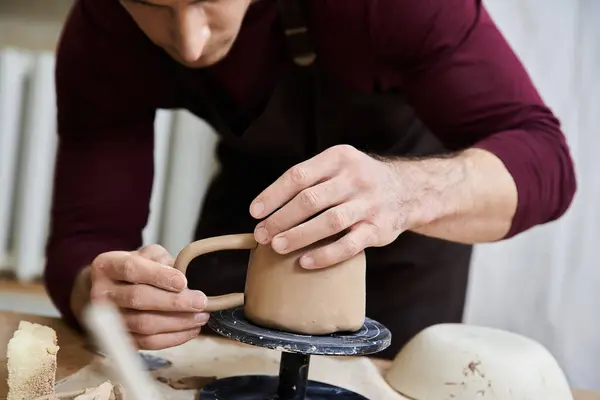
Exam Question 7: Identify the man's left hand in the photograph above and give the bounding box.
[249,145,435,269]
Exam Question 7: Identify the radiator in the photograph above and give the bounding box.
[0,47,220,282]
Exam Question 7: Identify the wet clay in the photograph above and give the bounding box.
[173,233,366,335]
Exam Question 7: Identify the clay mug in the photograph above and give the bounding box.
[173,233,366,335]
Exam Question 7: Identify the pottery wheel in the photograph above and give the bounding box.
[199,306,392,400]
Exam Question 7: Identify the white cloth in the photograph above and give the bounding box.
[465,0,600,390]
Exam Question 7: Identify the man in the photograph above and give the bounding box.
[45,0,576,360]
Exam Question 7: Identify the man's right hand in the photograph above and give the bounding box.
[87,245,209,350]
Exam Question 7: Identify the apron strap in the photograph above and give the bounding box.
[277,0,316,67]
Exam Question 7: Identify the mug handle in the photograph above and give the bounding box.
[173,233,257,312]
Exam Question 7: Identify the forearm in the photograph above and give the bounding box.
[394,148,518,243]
[367,0,577,241]
[70,266,92,326]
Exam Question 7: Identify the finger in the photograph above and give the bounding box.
[271,200,368,254]
[122,310,210,335]
[300,222,377,269]
[136,244,175,267]
[95,252,187,292]
[257,177,353,244]
[250,151,339,220]
[133,327,201,351]
[106,285,207,312]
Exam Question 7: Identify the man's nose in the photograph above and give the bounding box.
[174,7,210,62]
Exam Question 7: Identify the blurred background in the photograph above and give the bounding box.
[0,0,598,391]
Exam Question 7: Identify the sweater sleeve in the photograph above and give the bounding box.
[369,0,577,238]
[45,0,160,329]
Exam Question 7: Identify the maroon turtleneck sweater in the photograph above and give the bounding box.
[46,0,576,328]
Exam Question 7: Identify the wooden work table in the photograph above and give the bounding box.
[0,311,598,399]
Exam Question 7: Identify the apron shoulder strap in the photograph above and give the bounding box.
[277,0,316,67]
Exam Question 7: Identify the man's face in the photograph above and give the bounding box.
[121,0,252,67]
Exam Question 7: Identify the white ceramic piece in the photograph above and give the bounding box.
[385,323,573,400]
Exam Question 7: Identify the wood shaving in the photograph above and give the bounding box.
[111,384,125,400]
[73,381,114,400]
[34,381,125,400]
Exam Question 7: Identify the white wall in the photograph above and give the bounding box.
[0,0,71,51]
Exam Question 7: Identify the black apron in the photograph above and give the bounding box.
[186,0,473,360]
